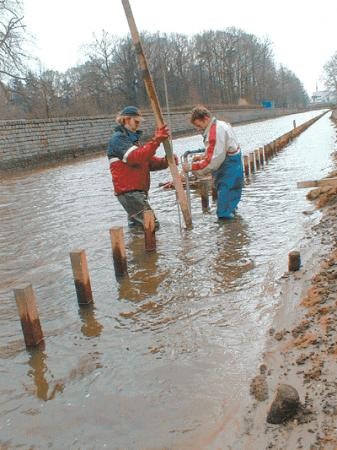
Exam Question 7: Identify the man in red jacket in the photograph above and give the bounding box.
[107,106,170,228]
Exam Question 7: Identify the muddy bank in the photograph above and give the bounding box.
[241,133,337,447]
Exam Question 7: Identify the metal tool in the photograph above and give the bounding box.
[182,149,205,215]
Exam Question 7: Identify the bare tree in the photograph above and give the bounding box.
[323,52,337,97]
[0,0,27,95]
[82,31,140,111]
[142,32,191,106]
[2,27,310,118]
[190,29,278,105]
[62,64,104,115]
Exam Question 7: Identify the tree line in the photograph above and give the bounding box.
[2,0,335,120]
[324,52,337,97]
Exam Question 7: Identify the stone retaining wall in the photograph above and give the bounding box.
[0,107,296,171]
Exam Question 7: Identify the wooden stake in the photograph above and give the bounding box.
[259,147,264,166]
[243,154,250,177]
[288,251,301,272]
[254,149,260,170]
[265,144,271,159]
[121,0,192,229]
[199,180,210,212]
[70,249,93,305]
[143,210,156,252]
[14,285,45,348]
[249,152,255,173]
[110,227,128,278]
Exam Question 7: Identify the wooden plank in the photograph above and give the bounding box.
[297,177,337,188]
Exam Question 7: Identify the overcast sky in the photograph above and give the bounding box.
[23,0,336,96]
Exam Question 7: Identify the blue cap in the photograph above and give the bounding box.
[121,106,142,117]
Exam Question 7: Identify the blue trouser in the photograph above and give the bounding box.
[213,153,244,219]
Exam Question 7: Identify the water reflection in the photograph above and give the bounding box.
[78,305,103,338]
[27,349,64,401]
[118,235,168,302]
[212,216,253,287]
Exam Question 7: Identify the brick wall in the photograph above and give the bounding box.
[0,107,294,171]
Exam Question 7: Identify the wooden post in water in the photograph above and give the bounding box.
[121,0,192,230]
[254,149,260,170]
[199,180,210,212]
[275,138,280,152]
[110,227,128,278]
[288,251,301,272]
[264,144,270,160]
[259,147,264,166]
[14,284,45,348]
[271,141,276,156]
[143,210,156,252]
[249,152,255,173]
[70,249,93,305]
[243,154,250,177]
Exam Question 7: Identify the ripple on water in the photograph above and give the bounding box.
[0,110,334,448]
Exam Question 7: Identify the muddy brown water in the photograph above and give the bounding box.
[0,110,335,449]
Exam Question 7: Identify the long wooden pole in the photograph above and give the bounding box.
[121,0,192,229]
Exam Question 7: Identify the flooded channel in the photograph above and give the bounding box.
[0,109,335,448]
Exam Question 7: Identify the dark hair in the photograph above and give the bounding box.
[190,105,211,123]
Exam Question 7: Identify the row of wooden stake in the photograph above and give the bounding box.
[14,112,326,350]
[196,112,327,212]
[14,211,157,349]
[242,112,327,179]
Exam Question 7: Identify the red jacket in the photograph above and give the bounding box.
[107,125,168,195]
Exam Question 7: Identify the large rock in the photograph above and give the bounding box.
[267,384,300,424]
